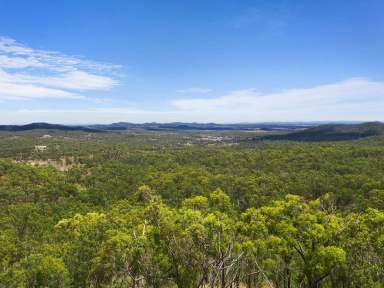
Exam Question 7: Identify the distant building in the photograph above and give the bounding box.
[41,134,52,139]
[199,135,225,142]
[34,145,47,152]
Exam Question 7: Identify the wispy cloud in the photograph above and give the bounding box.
[0,36,119,100]
[0,54,46,69]
[171,78,384,122]
[176,87,212,94]
[8,71,116,91]
[0,108,187,124]
[3,78,384,123]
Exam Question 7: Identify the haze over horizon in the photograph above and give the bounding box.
[0,0,383,124]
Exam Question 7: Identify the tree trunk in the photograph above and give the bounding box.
[247,274,251,288]
[235,272,240,288]
[221,266,226,288]
[285,268,291,288]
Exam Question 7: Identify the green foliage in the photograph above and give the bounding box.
[0,130,383,287]
[24,254,70,288]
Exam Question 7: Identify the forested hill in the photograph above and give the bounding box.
[261,121,384,141]
[0,122,99,132]
[0,122,313,132]
[0,129,383,287]
[2,122,384,142]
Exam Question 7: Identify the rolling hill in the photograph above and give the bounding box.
[260,122,384,141]
[0,122,314,132]
[0,123,99,132]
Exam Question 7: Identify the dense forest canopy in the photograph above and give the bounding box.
[0,128,383,287]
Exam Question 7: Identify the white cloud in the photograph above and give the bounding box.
[0,81,81,100]
[10,70,116,91]
[0,55,45,69]
[2,76,384,124]
[0,37,33,54]
[176,87,212,94]
[0,36,119,100]
[0,45,383,124]
[0,69,81,100]
[171,78,384,122]
[1,78,383,124]
[0,108,187,124]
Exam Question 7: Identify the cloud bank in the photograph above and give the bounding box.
[171,78,384,122]
[0,76,382,124]
[1,78,384,123]
[0,36,119,100]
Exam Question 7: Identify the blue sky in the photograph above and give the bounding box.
[0,0,383,123]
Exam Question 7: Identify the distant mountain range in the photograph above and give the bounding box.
[1,122,383,141]
[260,122,384,141]
[0,122,315,132]
[89,122,315,131]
